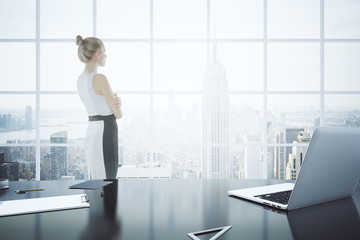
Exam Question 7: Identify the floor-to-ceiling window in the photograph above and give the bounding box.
[0,0,359,181]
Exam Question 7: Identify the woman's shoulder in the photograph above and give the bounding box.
[93,74,110,90]
[93,73,109,85]
[93,73,107,80]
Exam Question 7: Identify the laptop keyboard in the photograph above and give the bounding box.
[254,190,292,205]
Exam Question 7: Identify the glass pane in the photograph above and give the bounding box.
[40,94,151,179]
[97,0,150,38]
[268,43,320,91]
[230,147,245,179]
[0,0,35,38]
[0,95,36,144]
[267,94,320,179]
[324,95,360,128]
[102,42,150,91]
[153,94,201,178]
[325,43,360,91]
[40,146,87,180]
[41,43,83,91]
[270,145,287,180]
[229,146,266,179]
[325,0,360,39]
[0,43,36,91]
[153,0,206,39]
[267,95,317,180]
[267,94,319,144]
[0,146,36,181]
[153,43,207,91]
[270,142,309,181]
[210,0,263,39]
[117,94,151,166]
[229,95,264,145]
[40,0,92,38]
[218,43,263,91]
[268,0,320,39]
[40,95,87,143]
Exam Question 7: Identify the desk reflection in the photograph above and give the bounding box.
[80,179,121,240]
[2,179,360,240]
[288,197,360,240]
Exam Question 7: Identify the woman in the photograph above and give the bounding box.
[76,35,122,180]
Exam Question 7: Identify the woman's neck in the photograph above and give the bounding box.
[84,61,98,74]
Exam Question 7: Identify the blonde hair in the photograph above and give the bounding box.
[76,35,103,63]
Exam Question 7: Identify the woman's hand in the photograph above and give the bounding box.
[112,93,121,108]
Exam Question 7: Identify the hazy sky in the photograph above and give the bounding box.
[1,0,360,111]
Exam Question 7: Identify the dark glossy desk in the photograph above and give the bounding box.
[1,179,360,240]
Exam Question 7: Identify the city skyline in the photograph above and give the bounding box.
[1,101,360,181]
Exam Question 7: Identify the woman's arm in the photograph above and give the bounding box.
[92,74,122,119]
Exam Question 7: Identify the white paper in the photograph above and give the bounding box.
[0,194,90,217]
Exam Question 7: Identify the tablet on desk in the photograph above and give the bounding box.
[69,180,113,189]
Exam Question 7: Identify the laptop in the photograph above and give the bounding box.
[228,126,360,211]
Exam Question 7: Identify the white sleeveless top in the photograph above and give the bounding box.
[77,72,112,116]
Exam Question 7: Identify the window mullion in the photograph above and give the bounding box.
[320,0,324,126]
[35,0,41,181]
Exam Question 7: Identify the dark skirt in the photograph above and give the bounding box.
[87,114,118,179]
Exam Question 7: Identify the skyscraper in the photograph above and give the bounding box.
[244,134,265,179]
[202,44,230,179]
[274,131,285,179]
[25,106,32,130]
[286,131,310,180]
[50,131,67,180]
[285,128,304,178]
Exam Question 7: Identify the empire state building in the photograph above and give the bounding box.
[202,44,230,179]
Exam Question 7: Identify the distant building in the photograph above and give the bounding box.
[244,134,265,179]
[238,160,245,179]
[41,154,51,180]
[202,43,230,179]
[117,164,171,179]
[146,152,163,164]
[25,106,32,130]
[0,114,4,129]
[50,131,68,180]
[0,152,6,179]
[274,131,285,179]
[0,161,19,181]
[267,122,275,179]
[285,131,310,180]
[0,114,12,130]
[6,114,12,130]
[0,152,4,164]
[285,128,304,177]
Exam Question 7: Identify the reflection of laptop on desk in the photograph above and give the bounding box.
[228,127,360,211]
[288,197,360,239]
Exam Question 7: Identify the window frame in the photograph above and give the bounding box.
[0,0,360,180]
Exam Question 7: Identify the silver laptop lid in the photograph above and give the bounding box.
[288,127,360,210]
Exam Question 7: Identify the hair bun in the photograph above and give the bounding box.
[76,35,84,46]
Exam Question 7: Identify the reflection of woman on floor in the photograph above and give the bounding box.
[76,35,122,180]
